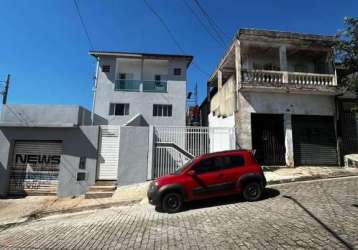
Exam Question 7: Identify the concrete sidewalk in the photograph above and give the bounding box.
[1,167,357,229]
[263,166,358,184]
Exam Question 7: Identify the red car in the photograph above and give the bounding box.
[147,150,266,213]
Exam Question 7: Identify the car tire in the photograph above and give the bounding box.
[161,192,183,213]
[243,182,262,202]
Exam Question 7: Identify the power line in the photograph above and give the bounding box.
[143,0,209,76]
[192,0,228,43]
[73,0,94,50]
[181,0,225,48]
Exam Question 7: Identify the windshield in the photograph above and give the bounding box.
[173,158,194,175]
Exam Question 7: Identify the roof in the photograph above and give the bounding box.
[89,50,193,65]
[237,28,337,44]
[207,28,337,82]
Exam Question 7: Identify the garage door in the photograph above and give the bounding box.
[9,141,63,195]
[97,126,120,180]
[293,116,337,166]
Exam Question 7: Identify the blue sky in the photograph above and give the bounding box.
[0,0,356,110]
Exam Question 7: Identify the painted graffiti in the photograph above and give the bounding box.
[15,154,61,165]
[9,155,60,194]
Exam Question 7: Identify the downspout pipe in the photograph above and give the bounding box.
[91,57,100,125]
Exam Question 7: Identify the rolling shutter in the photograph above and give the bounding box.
[293,116,337,166]
[9,141,63,194]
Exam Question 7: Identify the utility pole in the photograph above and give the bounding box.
[1,74,10,105]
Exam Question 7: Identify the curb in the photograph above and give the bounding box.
[266,172,358,185]
[29,199,143,219]
[0,199,142,232]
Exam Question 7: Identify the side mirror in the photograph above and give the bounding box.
[187,170,196,176]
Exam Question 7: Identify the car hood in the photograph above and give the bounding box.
[156,174,179,184]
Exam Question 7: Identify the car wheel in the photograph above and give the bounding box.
[243,182,262,202]
[162,192,183,213]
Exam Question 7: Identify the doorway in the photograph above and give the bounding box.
[251,114,285,165]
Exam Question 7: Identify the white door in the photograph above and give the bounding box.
[9,141,63,194]
[98,126,120,180]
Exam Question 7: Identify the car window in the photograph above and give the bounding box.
[221,155,245,169]
[173,158,194,174]
[193,157,222,174]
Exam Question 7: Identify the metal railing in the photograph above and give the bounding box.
[114,80,168,92]
[242,69,337,86]
[152,126,235,178]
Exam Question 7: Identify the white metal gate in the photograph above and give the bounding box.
[97,126,120,180]
[9,141,63,194]
[152,126,235,178]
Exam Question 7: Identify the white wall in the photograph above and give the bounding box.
[94,56,188,126]
[143,59,168,80]
[208,113,236,152]
[115,58,141,80]
[208,112,235,128]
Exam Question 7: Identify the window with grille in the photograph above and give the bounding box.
[174,68,182,75]
[153,104,172,117]
[102,65,110,72]
[109,103,130,116]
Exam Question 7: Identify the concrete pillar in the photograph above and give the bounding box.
[235,40,242,86]
[236,104,252,149]
[234,39,241,112]
[218,70,223,89]
[147,125,154,179]
[284,113,294,167]
[279,46,288,71]
[207,83,211,113]
[140,58,144,92]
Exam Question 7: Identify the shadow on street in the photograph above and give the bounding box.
[283,195,354,250]
[184,188,280,211]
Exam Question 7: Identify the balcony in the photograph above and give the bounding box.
[115,80,141,91]
[143,81,167,93]
[241,69,337,87]
[115,80,167,93]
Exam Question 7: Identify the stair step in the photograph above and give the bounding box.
[95,181,117,186]
[85,192,113,199]
[25,190,57,196]
[88,186,116,192]
[24,188,57,191]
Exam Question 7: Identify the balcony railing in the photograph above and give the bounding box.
[115,80,141,91]
[143,81,167,93]
[242,69,337,86]
[114,80,167,92]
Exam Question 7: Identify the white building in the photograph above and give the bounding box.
[90,51,193,126]
[207,28,340,167]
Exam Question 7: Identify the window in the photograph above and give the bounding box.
[221,155,245,169]
[193,158,222,174]
[109,103,129,116]
[155,75,161,82]
[153,104,172,117]
[77,172,86,181]
[119,73,126,79]
[102,65,110,72]
[174,68,182,75]
[79,157,86,170]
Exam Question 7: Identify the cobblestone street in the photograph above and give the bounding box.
[0,177,357,249]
